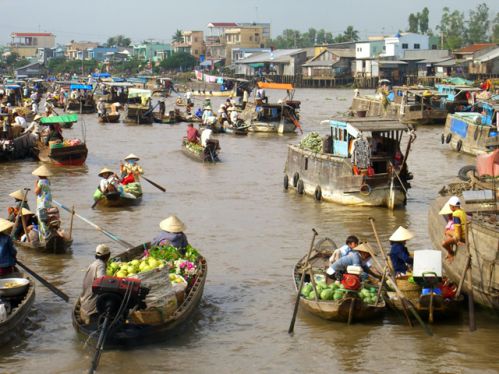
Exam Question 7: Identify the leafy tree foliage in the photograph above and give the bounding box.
[465,3,490,44]
[160,52,197,71]
[106,35,132,47]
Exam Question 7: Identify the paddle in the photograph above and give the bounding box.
[52,200,133,249]
[16,260,69,302]
[142,176,166,192]
[288,228,318,335]
[11,188,30,240]
[91,199,100,209]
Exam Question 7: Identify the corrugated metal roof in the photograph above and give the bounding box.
[474,47,499,63]
[402,49,450,61]
[326,117,409,132]
[235,49,304,64]
[434,58,456,66]
[208,22,238,27]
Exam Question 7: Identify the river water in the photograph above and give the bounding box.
[0,89,497,374]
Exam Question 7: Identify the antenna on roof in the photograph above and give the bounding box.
[255,5,259,22]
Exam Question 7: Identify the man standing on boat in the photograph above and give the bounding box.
[79,244,111,324]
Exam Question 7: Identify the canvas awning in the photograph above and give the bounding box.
[257,82,294,90]
[40,114,78,124]
[128,88,152,98]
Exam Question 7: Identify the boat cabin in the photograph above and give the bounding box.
[435,84,482,108]
[323,117,411,176]
[252,81,300,122]
[95,81,133,103]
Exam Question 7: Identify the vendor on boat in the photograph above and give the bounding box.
[0,218,16,277]
[442,196,467,260]
[186,123,200,144]
[388,226,414,277]
[326,243,374,281]
[328,235,359,264]
[158,100,166,118]
[201,125,220,151]
[33,165,53,240]
[45,123,64,145]
[202,106,216,126]
[19,208,39,244]
[98,168,119,194]
[7,189,30,222]
[97,97,106,118]
[25,115,42,136]
[79,244,111,324]
[439,202,455,244]
[120,153,143,183]
[152,215,189,254]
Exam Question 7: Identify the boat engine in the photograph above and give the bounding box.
[92,276,149,320]
[341,266,362,291]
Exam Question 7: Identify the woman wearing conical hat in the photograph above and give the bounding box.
[33,165,53,240]
[388,226,414,277]
[120,153,143,183]
[7,189,30,222]
[151,215,189,254]
[0,218,17,277]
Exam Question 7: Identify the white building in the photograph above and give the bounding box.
[383,32,429,59]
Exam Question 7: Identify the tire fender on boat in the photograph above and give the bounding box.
[456,139,463,152]
[297,179,304,195]
[445,133,452,144]
[441,133,445,144]
[293,172,299,188]
[314,186,322,201]
[360,183,372,196]
[473,127,480,141]
[283,175,289,190]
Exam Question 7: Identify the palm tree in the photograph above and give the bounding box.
[172,30,183,43]
[343,26,360,42]
[106,35,131,47]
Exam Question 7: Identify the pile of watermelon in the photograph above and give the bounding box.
[300,281,380,304]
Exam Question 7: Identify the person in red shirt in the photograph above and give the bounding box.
[186,123,200,144]
[121,171,135,185]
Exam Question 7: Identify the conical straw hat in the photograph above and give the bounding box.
[124,153,140,161]
[32,165,53,177]
[439,202,453,215]
[20,208,34,216]
[354,243,373,254]
[159,215,186,233]
[0,218,14,233]
[389,226,414,241]
[98,167,114,177]
[9,190,25,201]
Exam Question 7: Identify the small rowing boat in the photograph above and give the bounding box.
[181,138,220,163]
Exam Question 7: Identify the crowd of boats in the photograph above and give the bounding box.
[0,73,497,371]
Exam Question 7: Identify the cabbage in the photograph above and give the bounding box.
[301,283,313,297]
[307,291,317,300]
[320,289,334,300]
[333,292,343,300]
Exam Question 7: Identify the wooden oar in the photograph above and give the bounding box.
[52,200,133,249]
[16,260,69,302]
[11,188,30,240]
[142,176,166,192]
[91,199,100,209]
[288,228,318,335]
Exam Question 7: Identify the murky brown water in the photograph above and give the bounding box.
[0,89,498,374]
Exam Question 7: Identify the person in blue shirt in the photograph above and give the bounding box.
[388,226,414,276]
[0,218,17,277]
[326,242,373,280]
[328,235,359,264]
[152,215,189,254]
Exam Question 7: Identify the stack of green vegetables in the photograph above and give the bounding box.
[301,281,379,304]
[299,132,323,153]
[184,140,203,154]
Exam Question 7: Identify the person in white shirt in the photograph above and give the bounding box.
[201,126,213,147]
[185,90,192,105]
[25,115,42,135]
[202,106,216,126]
[14,113,27,129]
[30,92,38,113]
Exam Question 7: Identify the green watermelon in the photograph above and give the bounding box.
[320,289,334,300]
[301,283,313,297]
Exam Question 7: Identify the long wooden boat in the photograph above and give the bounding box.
[33,141,88,166]
[181,138,220,163]
[293,238,385,322]
[124,104,154,125]
[72,242,207,346]
[14,234,73,254]
[284,118,415,209]
[428,191,499,310]
[223,122,250,135]
[0,126,37,162]
[441,102,499,156]
[0,273,36,345]
[65,83,96,114]
[351,87,448,125]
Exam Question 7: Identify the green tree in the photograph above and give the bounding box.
[160,52,197,71]
[172,29,183,43]
[437,7,465,50]
[492,12,499,43]
[465,3,490,44]
[342,26,360,42]
[419,7,430,34]
[408,13,419,33]
[106,35,131,47]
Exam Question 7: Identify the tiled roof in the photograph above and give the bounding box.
[456,43,497,53]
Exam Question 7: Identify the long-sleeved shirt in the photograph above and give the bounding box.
[151,231,188,251]
[79,259,106,320]
[0,233,17,268]
[201,128,213,147]
[452,208,467,241]
[389,242,413,274]
[327,251,372,275]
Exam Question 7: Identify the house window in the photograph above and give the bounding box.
[249,36,253,42]
[414,43,420,49]
[402,43,408,49]
[431,44,437,50]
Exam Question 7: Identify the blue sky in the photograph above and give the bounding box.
[0,0,497,45]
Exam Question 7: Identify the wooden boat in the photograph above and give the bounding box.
[123,88,154,125]
[98,113,120,123]
[181,138,220,163]
[0,273,36,345]
[223,122,250,135]
[72,242,207,346]
[65,83,96,114]
[441,101,499,156]
[293,238,385,322]
[14,235,73,254]
[153,110,202,124]
[94,189,143,208]
[351,87,448,125]
[428,179,499,310]
[242,82,302,134]
[284,118,415,209]
[0,116,37,162]
[33,141,88,166]
[94,81,133,104]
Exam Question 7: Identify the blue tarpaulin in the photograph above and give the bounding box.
[450,118,468,138]
[92,73,111,78]
[70,84,93,90]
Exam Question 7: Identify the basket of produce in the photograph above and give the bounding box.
[49,141,64,149]
[394,276,421,299]
[0,278,29,297]
[299,132,323,153]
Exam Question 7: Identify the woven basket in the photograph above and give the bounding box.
[395,276,421,300]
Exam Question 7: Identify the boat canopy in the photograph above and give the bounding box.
[257,82,294,90]
[4,84,21,89]
[92,72,111,78]
[101,81,134,87]
[128,88,152,99]
[40,114,78,124]
[70,83,93,90]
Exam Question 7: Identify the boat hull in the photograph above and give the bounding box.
[98,113,120,123]
[0,132,37,162]
[15,235,73,254]
[97,195,142,208]
[34,143,88,166]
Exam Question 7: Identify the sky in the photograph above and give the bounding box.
[0,0,497,45]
